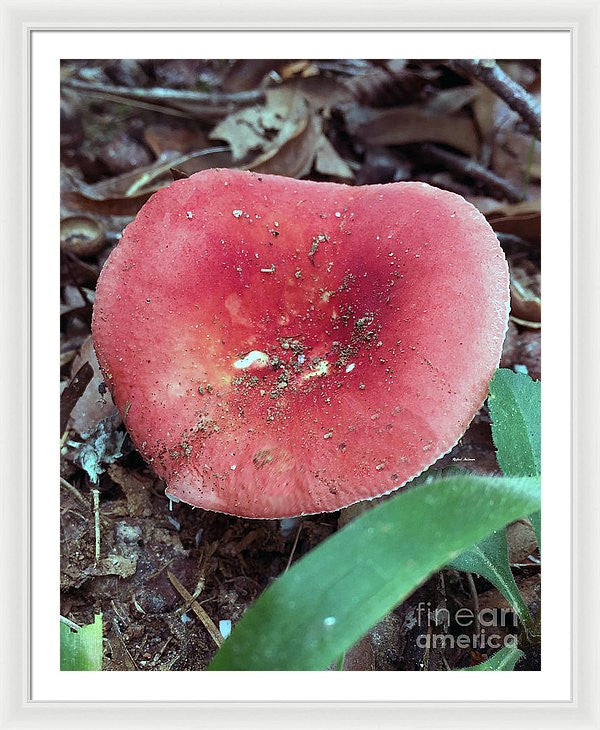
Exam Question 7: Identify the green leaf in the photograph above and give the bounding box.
[448,529,532,629]
[462,644,524,671]
[488,368,541,477]
[208,474,540,671]
[60,614,103,671]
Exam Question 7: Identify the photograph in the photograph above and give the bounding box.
[58,57,542,673]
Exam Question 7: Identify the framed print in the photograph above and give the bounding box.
[1,2,599,728]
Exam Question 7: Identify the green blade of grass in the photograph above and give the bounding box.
[208,474,540,671]
[462,644,524,671]
[60,613,103,671]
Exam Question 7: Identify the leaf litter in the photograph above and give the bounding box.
[60,58,541,672]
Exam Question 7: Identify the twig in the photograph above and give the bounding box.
[92,488,101,563]
[167,570,223,648]
[60,477,88,508]
[284,522,303,573]
[450,59,541,140]
[60,615,81,632]
[63,78,264,109]
[421,143,526,203]
[466,572,480,639]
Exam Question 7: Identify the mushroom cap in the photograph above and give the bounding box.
[92,169,509,518]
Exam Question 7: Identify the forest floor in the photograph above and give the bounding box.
[60,58,541,671]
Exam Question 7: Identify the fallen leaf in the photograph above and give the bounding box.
[249,113,321,179]
[107,464,154,518]
[69,336,122,437]
[88,554,138,579]
[486,200,541,244]
[314,135,354,181]
[61,362,93,435]
[62,148,233,216]
[144,125,209,158]
[343,104,479,157]
[424,86,478,115]
[507,521,538,565]
[210,87,309,161]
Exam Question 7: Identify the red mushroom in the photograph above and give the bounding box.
[92,169,509,518]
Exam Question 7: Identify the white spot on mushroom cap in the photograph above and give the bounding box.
[233,351,269,370]
[345,363,356,373]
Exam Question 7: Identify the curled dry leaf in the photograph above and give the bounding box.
[60,284,94,318]
[344,64,428,108]
[62,148,233,216]
[509,257,541,328]
[343,104,479,157]
[314,134,354,181]
[210,85,353,180]
[69,336,122,437]
[209,87,309,161]
[249,111,321,179]
[507,521,538,565]
[106,463,154,518]
[61,216,105,257]
[60,361,93,435]
[221,59,283,91]
[286,75,354,115]
[486,200,541,245]
[424,86,478,116]
[491,130,541,190]
[143,124,209,158]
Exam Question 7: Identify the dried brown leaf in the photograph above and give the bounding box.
[249,112,321,179]
[345,65,427,108]
[507,521,538,565]
[314,134,354,181]
[210,87,308,161]
[486,200,541,244]
[60,361,93,435]
[62,148,233,216]
[343,105,479,157]
[87,554,138,579]
[107,464,154,518]
[424,86,478,115]
[69,337,122,436]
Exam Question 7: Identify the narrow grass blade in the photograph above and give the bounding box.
[60,613,103,671]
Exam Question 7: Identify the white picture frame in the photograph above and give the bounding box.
[1,1,598,727]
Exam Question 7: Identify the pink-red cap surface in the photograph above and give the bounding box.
[92,169,509,518]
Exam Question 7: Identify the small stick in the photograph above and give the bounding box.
[63,79,264,108]
[421,143,526,203]
[284,522,303,573]
[92,488,101,563]
[450,59,541,140]
[60,477,88,508]
[167,570,223,648]
[466,572,481,639]
[60,615,81,632]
